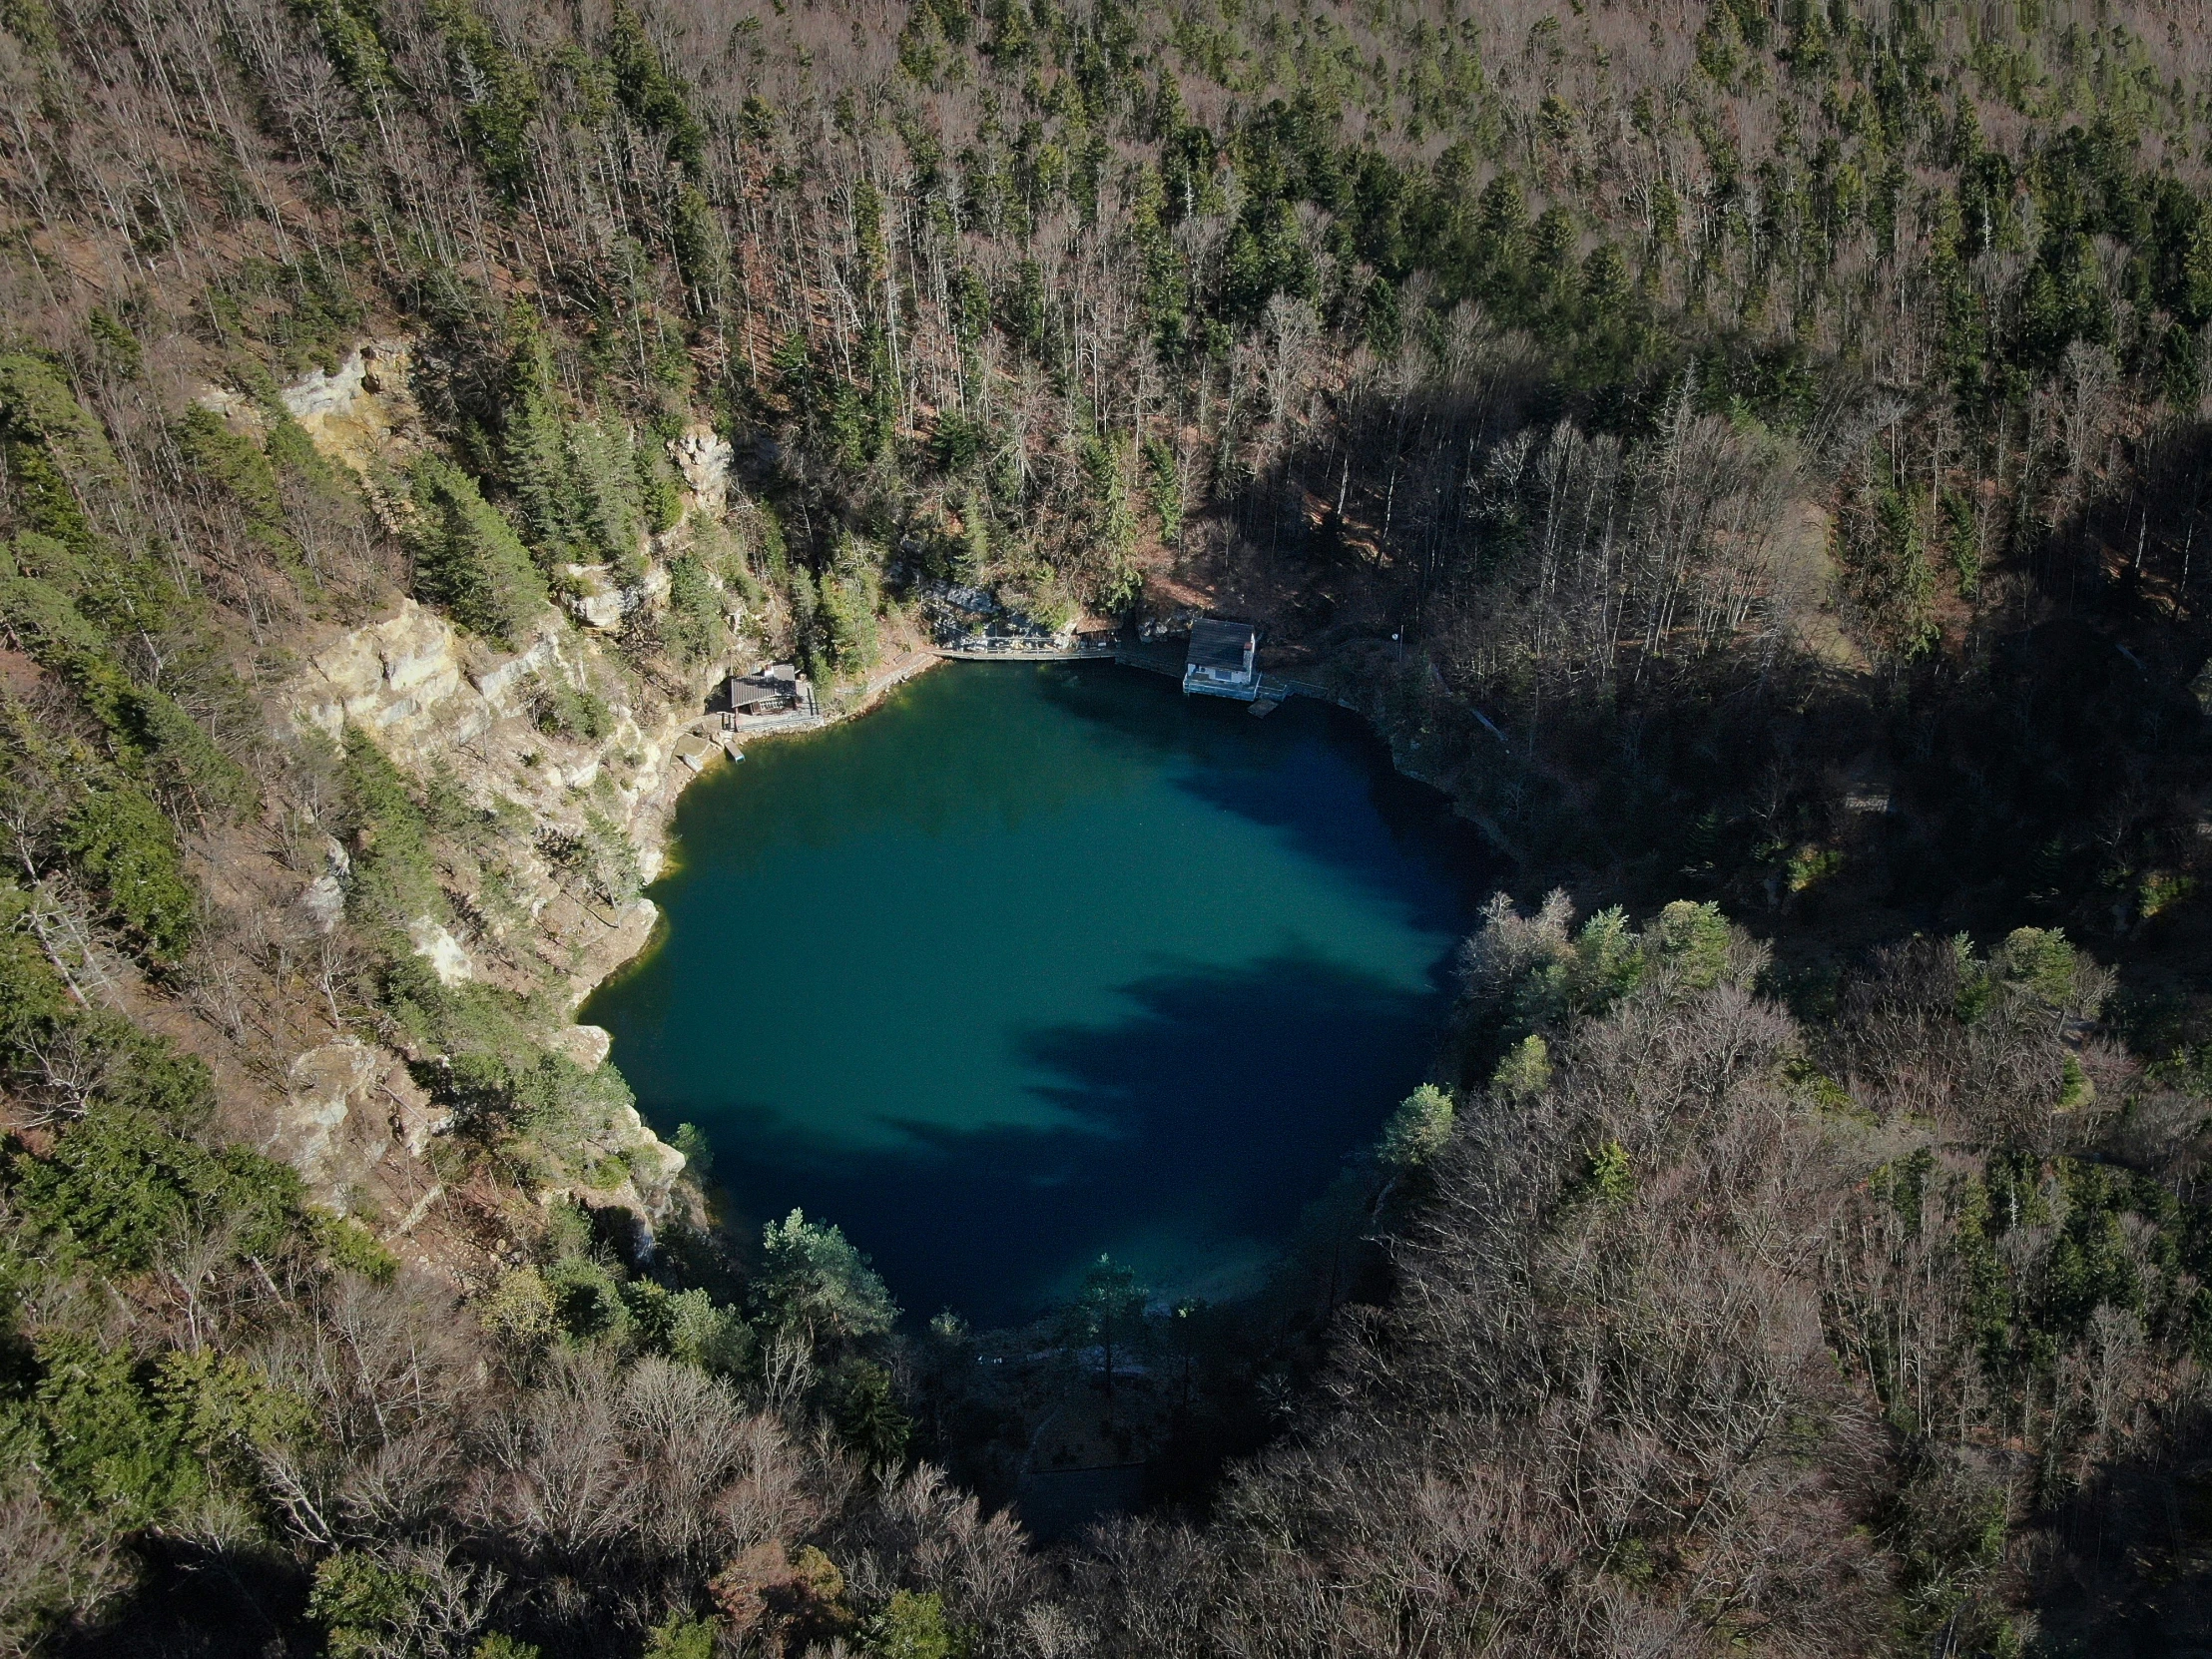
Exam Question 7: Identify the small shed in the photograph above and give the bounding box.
[721,662,808,717]
[1184,619,1260,700]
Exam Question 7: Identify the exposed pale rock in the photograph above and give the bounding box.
[387,1183,445,1238]
[276,1037,382,1194]
[195,385,263,433]
[547,1024,613,1071]
[407,917,474,986]
[301,872,345,933]
[266,337,736,1252]
[619,1103,687,1184]
[294,601,583,764]
[277,339,418,476]
[672,733,719,772]
[384,1065,448,1156]
[297,599,469,759]
[270,1038,448,1208]
[670,423,733,514]
[573,588,627,631]
[471,627,563,713]
[281,349,373,420]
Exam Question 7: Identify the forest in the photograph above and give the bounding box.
[7,0,2212,1651]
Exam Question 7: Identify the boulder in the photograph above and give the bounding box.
[276,1037,380,1189]
[301,872,345,933]
[297,599,472,759]
[276,339,418,476]
[573,588,627,632]
[670,423,733,514]
[271,1037,449,1208]
[548,1024,613,1071]
[407,916,474,986]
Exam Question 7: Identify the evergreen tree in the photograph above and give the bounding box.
[408,457,549,646]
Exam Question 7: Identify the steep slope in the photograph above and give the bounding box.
[7,0,2212,1653]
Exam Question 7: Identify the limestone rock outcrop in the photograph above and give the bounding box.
[547,1024,614,1071]
[407,917,474,986]
[270,1036,448,1209]
[266,342,743,1245]
[670,423,733,514]
[277,339,420,475]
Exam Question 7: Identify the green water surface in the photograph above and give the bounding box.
[582,662,1487,1327]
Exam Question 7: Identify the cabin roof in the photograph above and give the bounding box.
[1187,618,1257,671]
[727,674,795,708]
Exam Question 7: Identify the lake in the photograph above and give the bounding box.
[582,662,1490,1329]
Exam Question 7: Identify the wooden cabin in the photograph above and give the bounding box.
[720,663,810,720]
[1183,619,1260,700]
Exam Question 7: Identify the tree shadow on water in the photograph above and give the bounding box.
[719,950,1449,1330]
[1035,666,1498,924]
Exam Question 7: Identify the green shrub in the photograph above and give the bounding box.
[1570,1140,1635,1208]
[637,442,684,534]
[175,405,295,567]
[539,812,642,907]
[340,728,445,931]
[567,416,646,568]
[311,1212,399,1281]
[29,1333,201,1527]
[1378,1084,1454,1169]
[671,1122,714,1177]
[308,1551,434,1659]
[665,1287,750,1374]
[662,552,725,664]
[0,884,74,1051]
[836,1362,911,1468]
[62,787,197,962]
[642,1615,719,1659]
[11,1102,303,1273]
[863,1589,956,1659]
[1643,900,1733,988]
[545,1252,631,1343]
[1488,1035,1551,1102]
[480,1266,559,1352]
[529,675,614,741]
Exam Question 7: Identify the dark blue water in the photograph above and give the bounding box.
[582,663,1488,1327]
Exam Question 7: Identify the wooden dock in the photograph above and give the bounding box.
[935,632,1363,717]
[935,638,1118,662]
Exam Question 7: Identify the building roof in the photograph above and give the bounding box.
[727,675,795,708]
[1187,618,1258,672]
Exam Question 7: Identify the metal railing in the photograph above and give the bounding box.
[936,635,1118,659]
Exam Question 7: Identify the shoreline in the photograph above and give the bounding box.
[556,638,1505,1245]
[577,641,1497,1023]
[563,646,948,1019]
[577,646,1471,1335]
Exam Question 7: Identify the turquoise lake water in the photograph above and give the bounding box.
[581,662,1488,1328]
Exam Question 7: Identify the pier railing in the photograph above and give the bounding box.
[935,636,1118,661]
[936,636,1361,713]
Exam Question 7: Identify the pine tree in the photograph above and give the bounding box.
[500,306,581,559]
[409,458,548,646]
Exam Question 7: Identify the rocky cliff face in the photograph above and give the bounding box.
[252,347,743,1253]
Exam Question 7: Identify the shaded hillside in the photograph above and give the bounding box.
[7,0,2212,1654]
